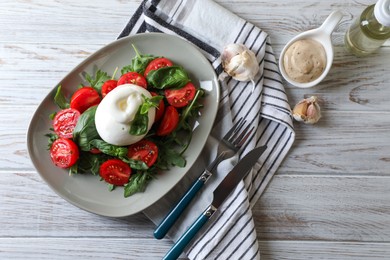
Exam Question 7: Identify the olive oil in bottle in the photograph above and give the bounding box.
[345,0,390,56]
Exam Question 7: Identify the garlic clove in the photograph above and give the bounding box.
[221,44,260,84]
[292,96,321,124]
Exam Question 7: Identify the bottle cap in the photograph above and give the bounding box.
[375,0,390,26]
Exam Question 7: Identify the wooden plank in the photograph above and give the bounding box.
[0,238,187,260]
[0,0,139,45]
[258,240,390,260]
[0,171,155,238]
[0,238,389,260]
[1,172,389,242]
[255,175,390,241]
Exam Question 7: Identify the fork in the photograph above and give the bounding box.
[154,117,254,239]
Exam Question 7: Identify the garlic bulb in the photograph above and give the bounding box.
[292,96,321,124]
[220,44,260,87]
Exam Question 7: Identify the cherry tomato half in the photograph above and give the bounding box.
[99,159,131,186]
[151,92,165,122]
[127,140,159,168]
[101,79,118,98]
[156,106,179,136]
[50,138,79,168]
[53,108,80,139]
[70,86,101,114]
[117,72,147,88]
[89,148,102,154]
[164,82,196,108]
[144,57,173,77]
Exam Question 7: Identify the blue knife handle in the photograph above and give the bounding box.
[162,205,217,260]
[154,170,212,239]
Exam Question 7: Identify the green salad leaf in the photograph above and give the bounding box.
[54,85,70,109]
[124,172,153,197]
[85,69,110,92]
[146,66,190,89]
[122,45,156,75]
[72,106,100,151]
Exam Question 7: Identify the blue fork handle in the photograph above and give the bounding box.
[162,205,217,260]
[154,170,212,239]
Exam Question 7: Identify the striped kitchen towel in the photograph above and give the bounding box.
[118,0,295,259]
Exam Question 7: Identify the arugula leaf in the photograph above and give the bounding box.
[120,157,148,170]
[140,95,163,114]
[71,151,108,175]
[108,184,115,191]
[49,112,57,120]
[73,106,100,151]
[124,172,152,197]
[45,132,58,149]
[54,85,70,109]
[121,45,156,75]
[121,64,133,75]
[146,66,190,89]
[154,143,186,169]
[131,44,156,74]
[85,69,110,92]
[178,89,204,129]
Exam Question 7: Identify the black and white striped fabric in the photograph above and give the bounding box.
[118,0,295,259]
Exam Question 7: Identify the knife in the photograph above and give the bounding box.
[162,145,267,260]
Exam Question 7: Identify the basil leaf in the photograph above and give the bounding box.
[120,157,148,170]
[130,109,149,136]
[73,106,100,151]
[89,139,128,158]
[146,66,190,89]
[54,85,70,109]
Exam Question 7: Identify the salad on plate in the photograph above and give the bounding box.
[47,46,204,198]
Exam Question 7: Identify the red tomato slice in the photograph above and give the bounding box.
[99,159,131,186]
[50,138,79,168]
[117,72,147,88]
[144,57,173,77]
[164,82,196,108]
[156,106,179,136]
[89,148,102,154]
[151,92,165,122]
[127,140,158,167]
[70,86,101,113]
[101,79,118,98]
[53,108,80,139]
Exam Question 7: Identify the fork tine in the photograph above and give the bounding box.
[235,126,254,147]
[232,122,253,145]
[227,119,246,143]
[223,117,243,140]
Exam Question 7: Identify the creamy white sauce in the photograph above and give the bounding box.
[283,39,326,83]
[95,84,155,146]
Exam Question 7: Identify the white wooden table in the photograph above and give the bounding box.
[1,0,390,259]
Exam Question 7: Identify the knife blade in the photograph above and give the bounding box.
[162,145,267,260]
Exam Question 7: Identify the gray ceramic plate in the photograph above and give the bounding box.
[27,33,220,217]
